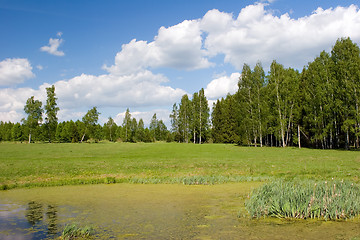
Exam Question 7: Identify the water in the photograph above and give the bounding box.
[0,183,360,239]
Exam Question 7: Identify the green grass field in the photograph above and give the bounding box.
[1,142,360,189]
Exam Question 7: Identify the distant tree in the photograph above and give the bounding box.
[130,118,138,142]
[150,113,158,141]
[44,85,59,142]
[122,108,131,142]
[157,119,168,141]
[331,37,360,149]
[143,128,153,142]
[0,121,14,141]
[104,117,117,141]
[81,107,100,142]
[11,122,23,141]
[169,103,181,142]
[178,95,192,143]
[267,61,300,147]
[23,96,43,143]
[211,99,224,143]
[211,95,240,144]
[198,88,210,144]
[136,118,145,142]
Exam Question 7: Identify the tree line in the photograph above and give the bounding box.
[212,37,360,149]
[0,85,171,143]
[0,37,359,149]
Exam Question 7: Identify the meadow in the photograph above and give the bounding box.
[1,142,359,190]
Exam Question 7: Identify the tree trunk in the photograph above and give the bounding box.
[298,125,301,149]
[28,132,31,144]
[199,95,202,145]
[81,132,85,143]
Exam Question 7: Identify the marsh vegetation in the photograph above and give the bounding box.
[246,179,360,220]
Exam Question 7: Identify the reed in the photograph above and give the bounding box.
[61,224,94,239]
[246,179,360,220]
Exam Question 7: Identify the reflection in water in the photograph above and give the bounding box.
[24,201,59,237]
[46,205,58,235]
[25,201,43,225]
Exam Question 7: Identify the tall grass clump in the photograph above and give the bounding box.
[246,179,360,220]
[61,224,94,239]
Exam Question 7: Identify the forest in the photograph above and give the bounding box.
[0,37,359,149]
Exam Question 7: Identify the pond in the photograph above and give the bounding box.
[0,183,360,239]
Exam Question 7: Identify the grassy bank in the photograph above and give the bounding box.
[1,142,360,189]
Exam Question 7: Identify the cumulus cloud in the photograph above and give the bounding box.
[104,20,212,75]
[2,3,360,123]
[201,4,360,69]
[40,37,65,56]
[205,72,240,100]
[54,70,185,109]
[0,59,186,124]
[0,58,35,86]
[0,85,48,122]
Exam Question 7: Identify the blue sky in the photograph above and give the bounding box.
[0,0,359,126]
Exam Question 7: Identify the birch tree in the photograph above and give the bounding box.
[23,96,43,143]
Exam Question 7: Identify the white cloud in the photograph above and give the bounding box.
[2,3,360,124]
[0,57,186,124]
[0,58,35,86]
[205,72,240,100]
[0,110,24,123]
[54,70,185,110]
[201,4,360,69]
[40,38,65,56]
[36,65,43,70]
[0,85,48,123]
[104,20,212,75]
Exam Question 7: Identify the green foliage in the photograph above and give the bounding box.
[149,114,168,142]
[211,37,360,149]
[246,179,360,220]
[81,107,100,142]
[23,96,43,143]
[212,94,240,143]
[171,89,210,143]
[44,85,59,142]
[61,224,94,239]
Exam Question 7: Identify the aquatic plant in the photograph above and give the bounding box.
[246,179,360,220]
[61,224,94,239]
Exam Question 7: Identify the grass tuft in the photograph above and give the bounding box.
[246,179,360,220]
[61,224,94,239]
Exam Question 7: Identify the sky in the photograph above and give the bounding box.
[1,0,360,127]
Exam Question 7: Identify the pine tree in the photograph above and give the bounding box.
[178,95,192,143]
[122,108,131,142]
